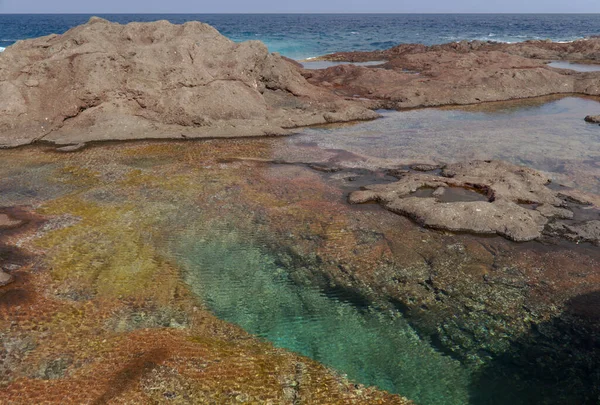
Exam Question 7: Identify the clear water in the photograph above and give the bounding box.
[1,14,600,59]
[175,229,471,405]
[0,96,598,404]
[286,96,600,194]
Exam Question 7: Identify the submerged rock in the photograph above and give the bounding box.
[0,17,377,148]
[349,160,597,242]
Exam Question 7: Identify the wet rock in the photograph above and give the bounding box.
[0,18,377,148]
[584,115,600,123]
[38,357,72,380]
[349,160,590,242]
[410,164,440,172]
[386,168,409,178]
[564,220,600,245]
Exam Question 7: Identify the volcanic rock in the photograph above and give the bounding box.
[304,40,600,109]
[585,115,600,123]
[349,160,595,242]
[0,17,377,148]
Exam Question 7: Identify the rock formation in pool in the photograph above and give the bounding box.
[303,39,600,109]
[0,17,377,148]
[585,115,600,123]
[350,160,600,243]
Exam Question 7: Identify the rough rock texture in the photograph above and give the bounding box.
[585,115,600,123]
[0,17,377,148]
[0,214,22,228]
[349,160,598,242]
[304,40,600,109]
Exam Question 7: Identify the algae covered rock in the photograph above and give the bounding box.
[0,17,377,147]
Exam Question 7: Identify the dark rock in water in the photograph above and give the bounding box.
[386,168,409,178]
[0,17,377,148]
[349,160,596,242]
[410,164,440,172]
[565,220,600,245]
[584,115,600,123]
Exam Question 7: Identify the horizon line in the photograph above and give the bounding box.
[2,12,600,15]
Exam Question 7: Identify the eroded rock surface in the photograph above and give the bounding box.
[585,115,600,123]
[0,17,377,148]
[304,40,600,109]
[350,160,599,242]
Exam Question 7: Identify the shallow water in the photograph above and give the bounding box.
[175,230,471,405]
[301,60,387,69]
[288,96,600,193]
[0,96,599,404]
[548,61,600,72]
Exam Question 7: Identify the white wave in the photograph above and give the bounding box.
[0,47,5,52]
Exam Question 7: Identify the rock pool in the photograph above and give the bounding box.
[0,96,599,404]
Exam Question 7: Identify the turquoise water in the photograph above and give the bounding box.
[175,229,471,405]
[2,14,600,59]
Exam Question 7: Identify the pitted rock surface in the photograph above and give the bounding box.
[349,160,598,242]
[0,17,377,148]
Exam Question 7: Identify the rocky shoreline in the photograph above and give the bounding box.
[1,18,599,148]
[302,39,600,110]
[0,17,377,148]
[1,18,600,405]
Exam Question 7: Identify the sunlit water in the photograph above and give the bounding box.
[286,96,600,193]
[174,231,471,405]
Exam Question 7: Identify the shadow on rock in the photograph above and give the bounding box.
[469,291,600,405]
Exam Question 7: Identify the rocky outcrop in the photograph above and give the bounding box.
[304,41,600,109]
[585,115,600,123]
[349,160,598,242]
[0,17,377,148]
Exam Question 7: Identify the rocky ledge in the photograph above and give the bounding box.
[303,39,600,109]
[350,160,600,243]
[0,17,377,148]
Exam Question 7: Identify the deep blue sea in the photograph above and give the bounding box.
[1,14,600,59]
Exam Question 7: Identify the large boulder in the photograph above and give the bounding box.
[0,17,378,147]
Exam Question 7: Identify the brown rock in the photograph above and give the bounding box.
[0,18,378,148]
[306,40,600,109]
[0,213,22,228]
[0,270,13,287]
[584,115,600,123]
[349,160,592,242]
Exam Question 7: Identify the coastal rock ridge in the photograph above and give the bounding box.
[0,17,378,148]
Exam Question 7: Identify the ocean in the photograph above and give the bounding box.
[0,13,599,59]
